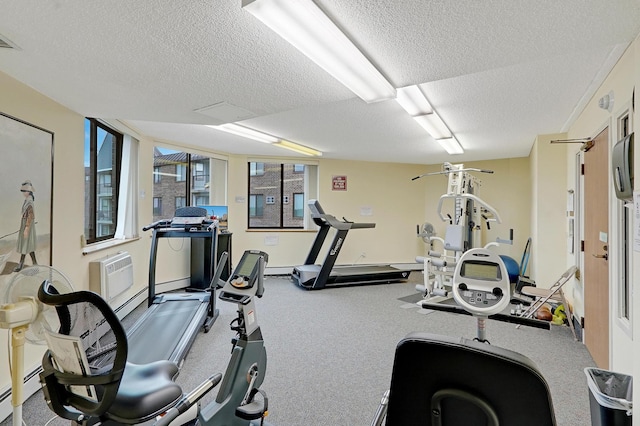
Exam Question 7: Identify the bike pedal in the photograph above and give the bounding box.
[235,400,266,421]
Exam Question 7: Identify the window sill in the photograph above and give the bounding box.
[82,236,141,255]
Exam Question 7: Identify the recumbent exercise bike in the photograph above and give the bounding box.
[38,250,271,425]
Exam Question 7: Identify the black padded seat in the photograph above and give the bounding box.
[105,361,182,423]
[384,332,556,426]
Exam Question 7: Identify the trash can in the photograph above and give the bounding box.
[585,367,633,426]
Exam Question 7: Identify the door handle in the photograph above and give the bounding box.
[592,244,608,260]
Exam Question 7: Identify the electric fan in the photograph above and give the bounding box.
[0,265,73,426]
[418,222,436,244]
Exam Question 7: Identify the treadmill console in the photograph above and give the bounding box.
[219,250,269,305]
[307,199,326,218]
[452,248,510,316]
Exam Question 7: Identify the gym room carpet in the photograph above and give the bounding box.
[5,273,594,425]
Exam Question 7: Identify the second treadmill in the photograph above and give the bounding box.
[291,200,412,290]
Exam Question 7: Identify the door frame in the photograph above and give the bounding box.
[610,102,634,340]
[575,119,612,365]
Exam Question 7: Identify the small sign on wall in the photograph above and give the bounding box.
[332,175,347,191]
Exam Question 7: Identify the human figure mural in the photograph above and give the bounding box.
[14,180,37,272]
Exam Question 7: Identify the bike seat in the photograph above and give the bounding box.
[105,360,182,423]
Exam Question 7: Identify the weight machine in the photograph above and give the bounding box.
[412,163,511,302]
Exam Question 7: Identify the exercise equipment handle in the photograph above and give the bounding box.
[154,373,222,426]
[421,302,550,330]
[210,251,229,289]
[370,389,390,426]
[142,219,171,232]
[411,167,494,181]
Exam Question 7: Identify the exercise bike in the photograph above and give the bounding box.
[371,248,556,425]
[38,249,272,426]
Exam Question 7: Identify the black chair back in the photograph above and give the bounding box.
[384,332,556,426]
[38,280,128,420]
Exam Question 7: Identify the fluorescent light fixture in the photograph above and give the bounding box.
[437,137,464,155]
[274,140,322,156]
[209,123,322,156]
[209,123,278,144]
[396,85,433,116]
[413,113,452,140]
[242,0,396,103]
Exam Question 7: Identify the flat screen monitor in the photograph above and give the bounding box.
[198,205,228,230]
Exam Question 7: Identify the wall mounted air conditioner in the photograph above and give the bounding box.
[89,251,134,303]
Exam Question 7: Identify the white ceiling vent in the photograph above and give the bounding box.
[0,34,19,49]
[194,102,256,124]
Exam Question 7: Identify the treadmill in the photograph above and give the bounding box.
[126,207,220,366]
[292,200,412,290]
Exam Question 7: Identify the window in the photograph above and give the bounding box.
[153,197,162,216]
[247,162,317,228]
[193,162,205,184]
[194,195,209,206]
[175,196,186,209]
[176,164,187,182]
[99,198,112,220]
[617,112,633,323]
[154,166,161,183]
[293,193,304,218]
[84,118,123,244]
[99,174,111,189]
[249,194,264,217]
[250,162,265,176]
[152,146,227,222]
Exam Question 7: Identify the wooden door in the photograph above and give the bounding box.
[583,127,610,369]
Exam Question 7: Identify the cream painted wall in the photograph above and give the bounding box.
[226,156,531,271]
[227,155,428,267]
[0,71,86,402]
[0,71,179,408]
[633,35,640,426]
[563,35,638,383]
[529,134,569,291]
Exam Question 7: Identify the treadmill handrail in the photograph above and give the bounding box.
[321,214,375,230]
[210,251,229,290]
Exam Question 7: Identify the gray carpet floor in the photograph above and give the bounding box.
[3,273,596,425]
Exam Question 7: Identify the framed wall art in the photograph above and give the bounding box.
[0,112,53,277]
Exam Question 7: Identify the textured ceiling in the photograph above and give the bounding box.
[0,0,639,164]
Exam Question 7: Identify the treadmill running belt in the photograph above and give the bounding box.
[127,299,202,364]
[331,265,403,276]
